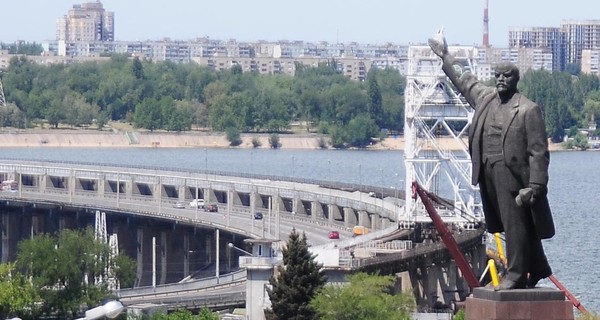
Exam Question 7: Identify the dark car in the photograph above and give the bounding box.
[254,212,263,220]
[205,204,218,212]
[328,231,340,239]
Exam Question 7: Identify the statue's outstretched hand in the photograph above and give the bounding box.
[428,27,448,58]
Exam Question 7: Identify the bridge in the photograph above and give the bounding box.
[0,158,485,316]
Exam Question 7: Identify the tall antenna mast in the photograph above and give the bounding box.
[483,0,490,47]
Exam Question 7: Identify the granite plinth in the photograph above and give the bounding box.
[466,287,574,320]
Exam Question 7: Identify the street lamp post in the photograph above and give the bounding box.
[228,242,252,256]
[291,156,295,179]
[328,159,332,200]
[77,300,125,320]
[358,163,362,206]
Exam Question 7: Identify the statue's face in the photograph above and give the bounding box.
[495,67,519,95]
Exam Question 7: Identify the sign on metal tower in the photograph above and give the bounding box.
[403,45,483,225]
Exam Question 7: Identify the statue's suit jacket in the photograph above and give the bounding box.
[442,62,555,239]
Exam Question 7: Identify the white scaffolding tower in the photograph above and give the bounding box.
[0,77,6,107]
[402,45,483,225]
[95,210,120,290]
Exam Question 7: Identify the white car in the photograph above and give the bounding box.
[189,199,205,208]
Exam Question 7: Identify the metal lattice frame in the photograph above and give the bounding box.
[0,77,6,107]
[95,210,120,290]
[402,45,483,224]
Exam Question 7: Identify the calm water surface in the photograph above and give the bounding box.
[0,147,597,313]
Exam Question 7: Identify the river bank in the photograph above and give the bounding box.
[0,128,564,151]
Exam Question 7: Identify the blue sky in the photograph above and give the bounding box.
[1,0,598,46]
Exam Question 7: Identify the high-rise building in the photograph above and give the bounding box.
[561,20,600,66]
[508,27,565,71]
[56,1,114,42]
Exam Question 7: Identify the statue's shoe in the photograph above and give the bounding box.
[495,278,526,291]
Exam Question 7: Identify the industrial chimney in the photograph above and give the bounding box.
[483,0,490,47]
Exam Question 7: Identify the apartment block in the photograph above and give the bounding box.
[476,46,553,80]
[508,27,565,71]
[581,49,600,76]
[561,20,600,66]
[56,1,114,42]
[191,55,372,81]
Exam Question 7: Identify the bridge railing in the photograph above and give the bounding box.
[117,269,247,298]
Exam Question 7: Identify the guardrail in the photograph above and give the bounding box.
[118,269,247,298]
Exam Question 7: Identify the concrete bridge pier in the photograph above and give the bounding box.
[379,217,391,229]
[124,176,133,198]
[39,175,47,192]
[250,192,262,212]
[183,233,190,277]
[358,210,370,228]
[311,201,324,220]
[204,187,214,203]
[273,195,285,214]
[328,204,338,223]
[98,177,106,197]
[292,198,305,215]
[230,188,243,206]
[160,231,167,285]
[343,208,357,227]
[403,249,484,310]
[153,178,161,201]
[136,227,143,287]
[1,213,10,263]
[178,184,186,201]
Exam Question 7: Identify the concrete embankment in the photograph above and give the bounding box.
[0,130,563,151]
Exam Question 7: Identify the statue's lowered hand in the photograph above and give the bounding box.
[428,27,447,58]
[515,187,534,206]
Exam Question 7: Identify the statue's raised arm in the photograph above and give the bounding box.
[427,28,490,108]
[428,27,448,58]
[427,28,466,89]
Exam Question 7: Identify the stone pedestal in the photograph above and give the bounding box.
[465,287,574,320]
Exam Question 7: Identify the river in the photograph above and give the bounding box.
[0,147,597,313]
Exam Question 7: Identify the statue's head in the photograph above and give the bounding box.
[494,62,520,95]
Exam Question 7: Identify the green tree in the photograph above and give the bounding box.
[329,124,350,148]
[132,57,145,80]
[366,69,384,127]
[146,308,219,320]
[133,97,163,130]
[15,227,136,319]
[375,68,405,132]
[0,103,26,128]
[310,272,416,320]
[0,263,40,319]
[346,114,380,147]
[266,228,326,320]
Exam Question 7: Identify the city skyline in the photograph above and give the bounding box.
[1,0,599,46]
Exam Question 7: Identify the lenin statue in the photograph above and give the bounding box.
[428,29,555,290]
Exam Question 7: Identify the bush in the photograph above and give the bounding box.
[226,127,242,146]
[329,125,349,149]
[317,137,329,149]
[251,136,262,148]
[317,121,331,134]
[563,132,589,150]
[268,133,281,149]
